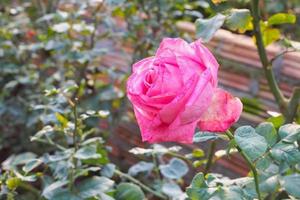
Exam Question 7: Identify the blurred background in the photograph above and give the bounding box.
[1,0,300,184]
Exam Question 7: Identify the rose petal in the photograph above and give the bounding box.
[190,39,219,86]
[197,88,243,132]
[180,78,214,125]
[134,107,196,143]
[159,74,199,124]
[156,38,196,59]
[132,56,154,73]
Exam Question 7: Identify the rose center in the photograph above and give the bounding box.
[144,68,156,86]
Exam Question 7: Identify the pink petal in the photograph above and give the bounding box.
[132,56,154,73]
[197,88,243,132]
[155,38,196,59]
[159,74,199,124]
[134,107,196,143]
[190,39,219,87]
[180,79,214,125]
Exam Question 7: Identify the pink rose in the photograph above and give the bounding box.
[127,38,242,143]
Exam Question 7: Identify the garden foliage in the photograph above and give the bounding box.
[0,0,300,200]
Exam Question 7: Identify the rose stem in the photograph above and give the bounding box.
[225,130,262,200]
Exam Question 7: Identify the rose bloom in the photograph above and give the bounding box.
[127,38,242,143]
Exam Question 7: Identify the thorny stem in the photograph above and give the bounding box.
[72,98,79,152]
[69,98,79,190]
[251,0,287,113]
[251,0,300,122]
[89,1,104,49]
[269,49,298,64]
[114,169,167,200]
[152,153,163,181]
[165,152,193,166]
[204,141,216,175]
[225,130,262,200]
[19,182,40,199]
[286,87,300,123]
[34,138,66,151]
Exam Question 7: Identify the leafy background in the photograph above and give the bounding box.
[0,0,300,199]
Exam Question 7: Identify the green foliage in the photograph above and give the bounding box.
[225,9,252,33]
[116,0,196,61]
[159,158,188,179]
[162,182,185,199]
[188,123,300,199]
[187,173,253,200]
[255,122,277,146]
[195,13,226,42]
[193,131,227,142]
[234,126,268,161]
[268,13,296,26]
[281,174,300,198]
[115,183,145,200]
[0,0,126,155]
[1,1,300,200]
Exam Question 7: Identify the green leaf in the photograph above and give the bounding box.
[128,161,154,176]
[115,183,145,200]
[281,174,300,198]
[262,28,281,46]
[193,131,227,143]
[15,171,37,182]
[162,182,183,198]
[74,145,101,160]
[77,176,114,198]
[192,149,205,158]
[267,115,284,128]
[255,155,272,171]
[159,158,188,179]
[217,186,245,200]
[234,126,268,161]
[193,159,207,168]
[278,124,300,143]
[31,125,54,141]
[6,177,21,190]
[47,150,72,162]
[268,13,296,26]
[186,173,250,200]
[55,112,68,128]
[22,159,43,173]
[75,167,101,179]
[2,152,37,170]
[195,13,226,42]
[225,9,252,33]
[270,142,300,165]
[259,175,279,193]
[255,122,277,146]
[42,180,69,199]
[101,163,116,178]
[190,173,207,188]
[49,190,81,200]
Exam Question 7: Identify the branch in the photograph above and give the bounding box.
[250,0,288,113]
[19,182,40,199]
[225,131,262,200]
[204,141,216,175]
[269,49,298,64]
[286,87,300,123]
[115,170,167,199]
